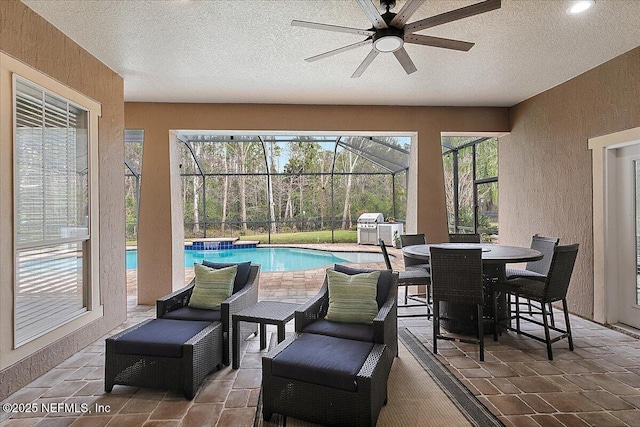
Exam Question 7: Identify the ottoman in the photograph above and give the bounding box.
[262,333,392,427]
[105,318,222,399]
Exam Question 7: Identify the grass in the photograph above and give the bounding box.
[126,230,358,247]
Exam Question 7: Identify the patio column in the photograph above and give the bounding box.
[137,130,185,304]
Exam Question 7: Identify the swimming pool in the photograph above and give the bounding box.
[125,247,385,272]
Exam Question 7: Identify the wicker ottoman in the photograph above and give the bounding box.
[262,333,392,427]
[105,318,222,399]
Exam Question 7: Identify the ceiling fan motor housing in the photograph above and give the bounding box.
[373,26,404,53]
[380,0,396,10]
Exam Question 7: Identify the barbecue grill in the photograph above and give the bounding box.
[357,213,384,245]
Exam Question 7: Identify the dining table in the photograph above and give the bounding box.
[402,243,543,334]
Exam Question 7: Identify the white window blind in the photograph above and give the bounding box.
[14,76,90,347]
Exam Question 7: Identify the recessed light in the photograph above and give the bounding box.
[567,0,595,15]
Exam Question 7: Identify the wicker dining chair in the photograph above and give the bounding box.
[379,239,431,318]
[448,233,481,243]
[506,235,559,322]
[399,234,431,306]
[431,247,484,361]
[493,244,579,360]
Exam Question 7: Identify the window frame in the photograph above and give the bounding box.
[0,52,103,369]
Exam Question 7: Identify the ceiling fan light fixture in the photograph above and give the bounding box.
[567,0,595,15]
[373,35,404,52]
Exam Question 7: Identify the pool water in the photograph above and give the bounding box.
[126,247,384,272]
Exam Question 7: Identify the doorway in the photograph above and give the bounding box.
[613,144,640,328]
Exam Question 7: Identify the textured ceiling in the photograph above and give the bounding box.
[22,0,640,107]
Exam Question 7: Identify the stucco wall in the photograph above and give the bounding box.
[125,103,509,302]
[0,0,125,398]
[500,46,640,319]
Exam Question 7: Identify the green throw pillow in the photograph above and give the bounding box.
[325,269,380,325]
[188,263,237,310]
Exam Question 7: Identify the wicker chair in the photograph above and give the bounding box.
[156,264,260,366]
[399,234,431,306]
[449,233,481,243]
[379,239,431,318]
[493,244,579,360]
[295,265,399,357]
[431,247,485,361]
[506,235,559,321]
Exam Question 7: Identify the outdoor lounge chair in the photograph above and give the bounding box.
[156,263,260,366]
[295,265,399,357]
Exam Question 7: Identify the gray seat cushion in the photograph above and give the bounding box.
[272,333,374,392]
[202,261,252,294]
[302,319,374,343]
[505,267,546,281]
[162,306,222,322]
[112,319,211,358]
[334,264,394,308]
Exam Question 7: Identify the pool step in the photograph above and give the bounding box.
[187,238,259,251]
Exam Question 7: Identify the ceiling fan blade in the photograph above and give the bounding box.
[292,20,374,37]
[305,39,372,62]
[390,0,426,27]
[393,47,417,75]
[355,0,388,29]
[405,0,501,33]
[351,49,379,78]
[404,34,474,51]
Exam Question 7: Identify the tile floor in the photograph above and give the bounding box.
[2,244,640,426]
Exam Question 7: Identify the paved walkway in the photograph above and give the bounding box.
[2,244,640,426]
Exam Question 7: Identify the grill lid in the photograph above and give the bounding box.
[357,213,384,223]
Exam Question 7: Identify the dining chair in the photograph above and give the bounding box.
[492,244,579,360]
[448,233,481,243]
[398,234,431,306]
[378,239,431,318]
[431,247,484,361]
[506,235,559,322]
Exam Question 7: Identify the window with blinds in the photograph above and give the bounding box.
[14,76,90,347]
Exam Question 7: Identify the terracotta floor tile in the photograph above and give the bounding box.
[612,409,640,425]
[523,361,564,376]
[194,381,232,404]
[553,413,591,427]
[101,414,148,427]
[519,394,556,413]
[539,392,603,412]
[482,363,520,377]
[503,415,539,427]
[216,408,255,427]
[577,411,627,426]
[544,375,582,392]
[148,400,190,420]
[487,378,523,394]
[139,421,179,427]
[467,378,501,395]
[232,369,261,389]
[508,376,562,393]
[530,414,566,427]
[579,391,635,410]
[485,395,535,416]
[34,418,75,427]
[119,396,161,414]
[582,374,639,395]
[224,390,250,408]
[68,415,111,427]
[564,375,602,391]
[610,372,640,388]
[180,403,223,427]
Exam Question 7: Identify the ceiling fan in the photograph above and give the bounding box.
[292,0,501,78]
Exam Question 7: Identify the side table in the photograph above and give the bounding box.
[232,301,299,369]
